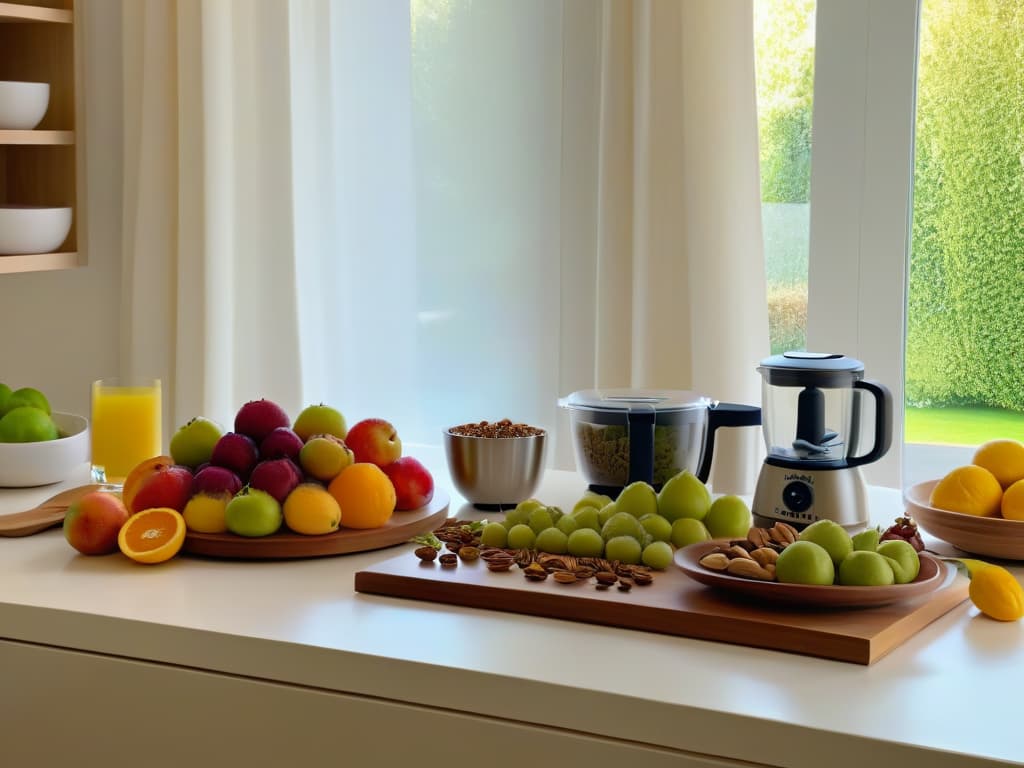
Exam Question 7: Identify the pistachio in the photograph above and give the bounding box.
[770,521,799,545]
[458,546,480,562]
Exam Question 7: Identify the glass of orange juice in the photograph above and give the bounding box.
[90,377,163,484]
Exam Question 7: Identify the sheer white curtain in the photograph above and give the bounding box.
[116,0,768,493]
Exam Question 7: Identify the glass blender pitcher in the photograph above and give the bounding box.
[751,352,893,531]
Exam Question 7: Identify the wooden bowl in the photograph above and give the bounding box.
[904,479,1024,560]
[675,541,949,608]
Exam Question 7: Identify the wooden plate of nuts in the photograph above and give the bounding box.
[675,534,950,609]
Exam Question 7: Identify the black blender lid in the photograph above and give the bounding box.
[757,352,865,387]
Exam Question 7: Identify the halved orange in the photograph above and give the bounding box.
[118,507,186,564]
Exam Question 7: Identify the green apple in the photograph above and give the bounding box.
[292,403,347,441]
[572,506,601,532]
[601,511,644,542]
[798,519,853,566]
[837,550,895,586]
[876,539,920,583]
[657,470,711,522]
[616,481,658,518]
[225,487,282,537]
[670,517,711,548]
[775,540,836,585]
[704,495,753,539]
[639,513,673,542]
[0,383,11,416]
[6,386,50,416]
[851,527,881,552]
[169,416,224,468]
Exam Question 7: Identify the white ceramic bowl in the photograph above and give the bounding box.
[0,205,72,255]
[0,81,50,130]
[0,412,90,487]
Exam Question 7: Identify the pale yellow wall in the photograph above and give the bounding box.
[0,0,122,420]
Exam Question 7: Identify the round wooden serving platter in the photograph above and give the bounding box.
[182,489,450,560]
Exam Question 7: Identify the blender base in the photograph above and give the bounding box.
[751,464,871,533]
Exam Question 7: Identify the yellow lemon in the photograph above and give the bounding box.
[929,465,1003,517]
[1000,478,1024,521]
[182,492,230,533]
[972,439,1024,489]
[968,563,1024,621]
[283,483,342,535]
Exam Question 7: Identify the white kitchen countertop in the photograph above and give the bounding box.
[0,452,1021,767]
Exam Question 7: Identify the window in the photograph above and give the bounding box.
[754,0,815,355]
[904,0,1024,486]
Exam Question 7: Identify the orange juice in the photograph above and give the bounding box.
[90,379,162,483]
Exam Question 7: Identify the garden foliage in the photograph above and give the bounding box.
[906,0,1024,409]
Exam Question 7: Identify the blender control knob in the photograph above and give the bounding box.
[782,481,813,514]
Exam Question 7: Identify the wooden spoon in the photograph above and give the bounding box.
[0,484,120,537]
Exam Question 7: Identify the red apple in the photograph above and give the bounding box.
[191,465,243,498]
[346,418,402,467]
[259,427,304,462]
[63,491,130,555]
[381,456,434,511]
[234,399,291,444]
[210,432,259,480]
[249,458,303,505]
[130,464,194,514]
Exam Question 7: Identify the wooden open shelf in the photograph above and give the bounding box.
[0,2,72,24]
[0,129,73,144]
[0,1,82,273]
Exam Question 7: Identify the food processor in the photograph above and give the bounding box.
[751,352,893,532]
[559,389,761,497]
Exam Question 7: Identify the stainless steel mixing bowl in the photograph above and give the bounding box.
[443,428,547,510]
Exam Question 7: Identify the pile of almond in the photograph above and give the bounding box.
[697,521,799,582]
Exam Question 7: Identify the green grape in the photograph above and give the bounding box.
[641,541,674,570]
[548,505,564,524]
[480,522,508,548]
[600,511,643,542]
[597,502,618,527]
[556,515,579,536]
[604,535,642,565]
[535,527,569,554]
[640,532,653,548]
[573,492,612,515]
[507,523,537,550]
[639,514,673,542]
[528,507,555,535]
[567,528,605,557]
[572,506,601,531]
[503,499,544,528]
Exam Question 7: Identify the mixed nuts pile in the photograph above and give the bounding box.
[413,518,656,592]
[697,521,799,582]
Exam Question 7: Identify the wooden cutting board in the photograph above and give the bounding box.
[354,549,969,665]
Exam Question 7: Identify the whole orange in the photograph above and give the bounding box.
[328,462,396,529]
[929,465,1003,517]
[972,439,1024,489]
